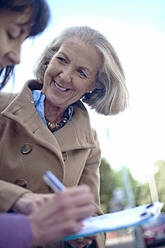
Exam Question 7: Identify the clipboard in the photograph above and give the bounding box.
[63,201,163,241]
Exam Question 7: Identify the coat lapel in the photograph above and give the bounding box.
[1,82,65,170]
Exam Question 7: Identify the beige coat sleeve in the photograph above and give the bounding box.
[79,129,102,213]
[0,95,30,212]
[0,180,30,212]
[79,130,106,248]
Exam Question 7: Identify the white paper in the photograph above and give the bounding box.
[63,201,163,241]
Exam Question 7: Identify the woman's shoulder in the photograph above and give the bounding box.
[0,92,17,112]
[73,101,91,121]
[0,79,40,112]
[73,100,87,111]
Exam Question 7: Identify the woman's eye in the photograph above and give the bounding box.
[7,31,19,40]
[7,32,15,40]
[79,69,87,78]
[57,57,66,63]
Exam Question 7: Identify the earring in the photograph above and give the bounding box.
[89,91,93,93]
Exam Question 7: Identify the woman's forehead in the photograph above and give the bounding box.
[0,8,32,26]
[56,38,101,72]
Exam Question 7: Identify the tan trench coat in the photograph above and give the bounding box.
[0,80,105,247]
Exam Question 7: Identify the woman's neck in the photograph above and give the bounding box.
[44,100,66,123]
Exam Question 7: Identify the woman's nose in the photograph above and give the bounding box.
[7,50,21,65]
[60,68,72,83]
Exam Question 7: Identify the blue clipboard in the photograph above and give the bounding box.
[63,201,163,241]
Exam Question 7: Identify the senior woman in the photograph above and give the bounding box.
[0,26,128,248]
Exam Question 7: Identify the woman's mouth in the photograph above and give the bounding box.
[54,81,68,92]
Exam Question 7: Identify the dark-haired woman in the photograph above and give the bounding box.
[0,0,50,89]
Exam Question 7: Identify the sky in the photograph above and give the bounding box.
[5,0,165,182]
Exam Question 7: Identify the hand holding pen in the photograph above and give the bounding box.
[43,171,96,247]
[43,170,95,222]
[13,170,95,246]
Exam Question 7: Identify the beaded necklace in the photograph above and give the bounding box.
[46,107,72,132]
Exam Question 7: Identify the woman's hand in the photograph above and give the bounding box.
[28,185,95,246]
[68,236,96,248]
[12,192,53,214]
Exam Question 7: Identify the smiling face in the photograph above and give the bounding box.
[42,37,101,110]
[0,9,31,68]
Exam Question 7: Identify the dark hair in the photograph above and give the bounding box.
[0,0,50,90]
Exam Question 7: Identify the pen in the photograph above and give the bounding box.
[43,170,66,193]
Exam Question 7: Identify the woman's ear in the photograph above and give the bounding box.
[87,83,96,93]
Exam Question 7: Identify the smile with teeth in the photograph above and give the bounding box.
[54,81,68,92]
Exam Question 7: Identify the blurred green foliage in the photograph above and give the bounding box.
[154,160,165,211]
[99,158,116,212]
[99,158,152,213]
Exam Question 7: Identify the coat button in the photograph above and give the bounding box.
[21,143,32,154]
[15,179,27,188]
